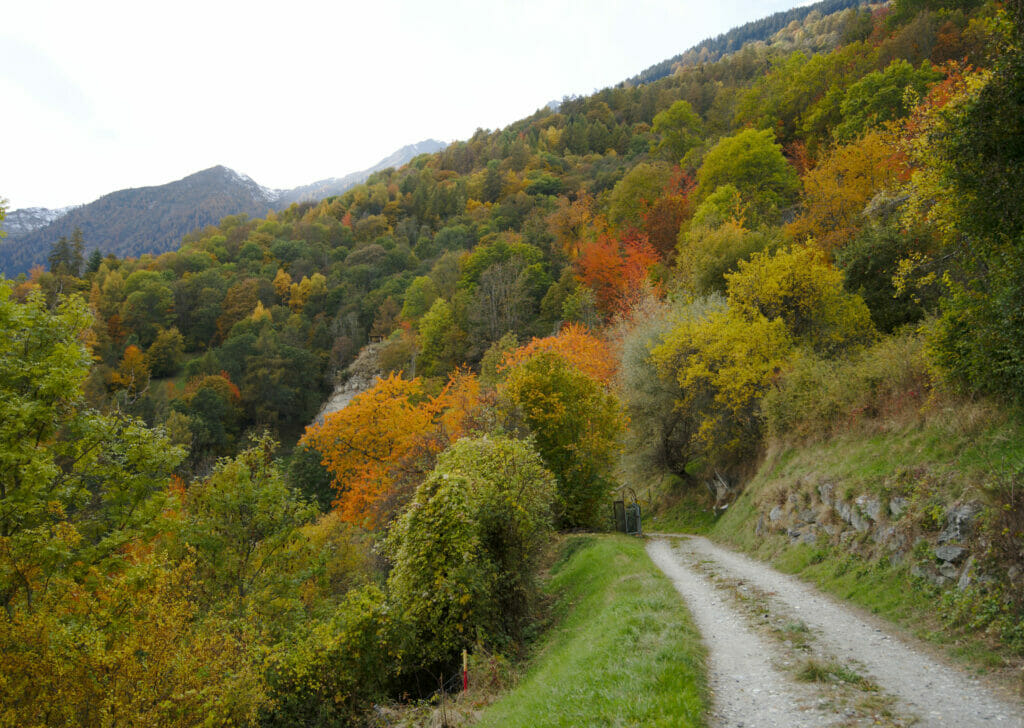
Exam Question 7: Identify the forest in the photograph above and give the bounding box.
[2,0,1023,723]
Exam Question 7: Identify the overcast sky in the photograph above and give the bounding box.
[3,0,806,210]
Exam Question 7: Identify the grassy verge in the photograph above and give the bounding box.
[474,535,708,728]
[645,486,719,535]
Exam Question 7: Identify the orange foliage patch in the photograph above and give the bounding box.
[501,323,617,385]
[300,370,483,527]
[183,371,241,400]
[574,231,660,315]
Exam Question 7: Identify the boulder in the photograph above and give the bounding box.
[855,495,884,522]
[889,496,909,519]
[818,482,835,507]
[958,556,976,591]
[938,502,980,544]
[934,544,968,564]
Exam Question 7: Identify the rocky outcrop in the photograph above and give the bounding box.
[313,343,383,424]
[755,479,984,590]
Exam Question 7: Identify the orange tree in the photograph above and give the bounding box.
[501,322,617,386]
[300,370,482,528]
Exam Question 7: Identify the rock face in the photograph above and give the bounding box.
[312,343,383,425]
[756,481,983,591]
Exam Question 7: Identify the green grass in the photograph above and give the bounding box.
[796,659,877,691]
[475,535,708,728]
[645,486,719,535]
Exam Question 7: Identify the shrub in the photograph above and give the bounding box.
[500,351,624,528]
[762,331,930,442]
[386,436,556,672]
[261,585,395,727]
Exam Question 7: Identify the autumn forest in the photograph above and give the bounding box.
[3,0,1024,724]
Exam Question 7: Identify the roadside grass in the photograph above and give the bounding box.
[645,486,719,535]
[474,534,708,728]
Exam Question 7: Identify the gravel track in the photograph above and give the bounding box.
[647,539,837,727]
[647,536,1024,728]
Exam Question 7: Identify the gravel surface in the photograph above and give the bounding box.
[647,539,837,727]
[648,535,1024,728]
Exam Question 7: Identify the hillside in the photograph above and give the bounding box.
[623,0,864,85]
[2,0,1023,723]
[0,139,447,275]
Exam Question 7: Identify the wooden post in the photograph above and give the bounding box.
[462,649,468,691]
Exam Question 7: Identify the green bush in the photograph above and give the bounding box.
[386,435,556,672]
[763,331,930,442]
[500,351,624,528]
[261,585,395,727]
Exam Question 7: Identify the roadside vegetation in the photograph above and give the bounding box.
[475,536,707,728]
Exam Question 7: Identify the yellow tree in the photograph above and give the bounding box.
[111,344,150,397]
[273,268,293,302]
[787,130,909,253]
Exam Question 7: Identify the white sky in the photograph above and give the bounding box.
[3,0,805,210]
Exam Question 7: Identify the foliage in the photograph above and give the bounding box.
[694,129,800,225]
[833,60,944,142]
[146,326,185,377]
[654,308,793,468]
[301,371,483,527]
[573,232,659,315]
[501,322,617,385]
[762,331,931,442]
[260,585,394,727]
[725,243,876,354]
[0,557,267,728]
[651,100,705,163]
[386,436,555,670]
[677,220,777,296]
[171,437,318,607]
[834,204,938,332]
[607,162,673,229]
[285,442,336,512]
[500,351,624,528]
[787,130,908,252]
[0,284,182,615]
[417,298,465,376]
[904,16,1024,400]
[613,295,723,485]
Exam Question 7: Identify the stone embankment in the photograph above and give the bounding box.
[755,480,985,591]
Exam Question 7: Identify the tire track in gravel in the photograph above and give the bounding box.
[650,535,1024,728]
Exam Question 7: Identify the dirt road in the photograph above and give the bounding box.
[647,536,1024,727]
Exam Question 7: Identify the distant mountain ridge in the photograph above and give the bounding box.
[278,140,448,207]
[0,139,447,275]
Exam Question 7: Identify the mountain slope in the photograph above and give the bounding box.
[0,139,448,275]
[623,0,863,86]
[0,166,277,274]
